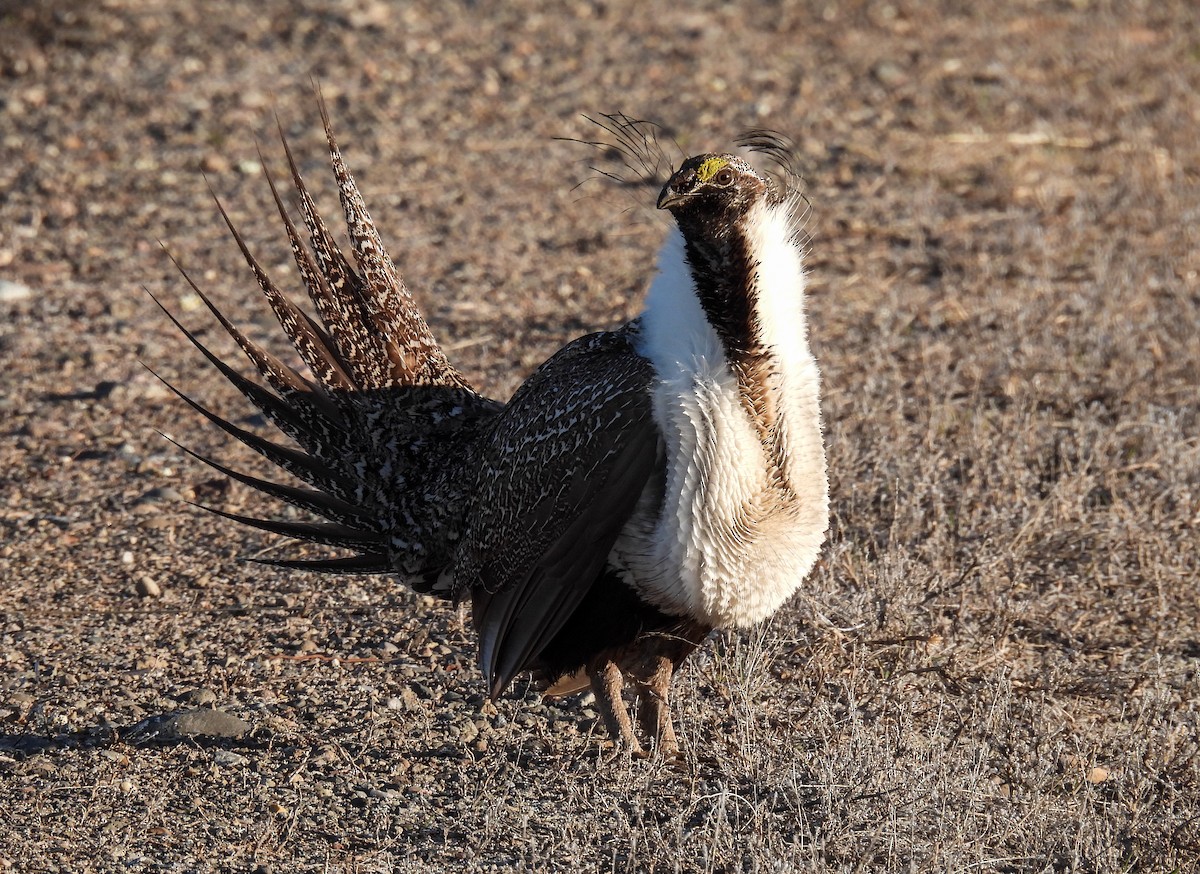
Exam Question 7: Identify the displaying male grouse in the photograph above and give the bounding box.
[157,110,828,756]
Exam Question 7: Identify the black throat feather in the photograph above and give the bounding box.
[678,218,762,365]
[678,215,791,475]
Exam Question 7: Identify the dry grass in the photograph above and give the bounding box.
[1,1,1198,871]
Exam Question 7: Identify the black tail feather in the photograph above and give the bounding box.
[158,112,502,578]
[247,553,394,573]
[165,435,380,532]
[145,290,349,470]
[150,369,360,503]
[192,502,384,551]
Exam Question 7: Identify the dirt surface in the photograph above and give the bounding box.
[2,1,1199,871]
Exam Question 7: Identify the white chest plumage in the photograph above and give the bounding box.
[616,205,829,628]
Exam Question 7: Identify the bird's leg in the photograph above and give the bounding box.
[628,623,709,757]
[633,653,679,757]
[586,658,643,755]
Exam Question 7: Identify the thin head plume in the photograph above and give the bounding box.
[736,128,813,248]
[556,113,682,208]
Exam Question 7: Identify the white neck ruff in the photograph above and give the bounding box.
[618,202,829,628]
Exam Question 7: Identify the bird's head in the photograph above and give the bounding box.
[656,154,771,227]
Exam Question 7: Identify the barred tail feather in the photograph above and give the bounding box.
[316,99,466,390]
[278,127,395,390]
[208,191,358,395]
[258,145,361,386]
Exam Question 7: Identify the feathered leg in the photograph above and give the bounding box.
[634,654,680,756]
[587,658,643,755]
[628,624,710,757]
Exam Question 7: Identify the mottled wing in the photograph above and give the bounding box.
[460,328,660,698]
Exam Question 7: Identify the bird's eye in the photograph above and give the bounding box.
[713,168,735,186]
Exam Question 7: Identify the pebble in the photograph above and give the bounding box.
[311,744,339,765]
[457,718,479,743]
[0,279,34,302]
[26,758,57,776]
[170,709,249,738]
[135,486,184,504]
[872,60,908,87]
[410,682,434,700]
[177,688,217,707]
[200,153,229,174]
[213,750,247,768]
[135,575,161,598]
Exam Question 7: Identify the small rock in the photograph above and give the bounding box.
[200,153,230,174]
[170,709,249,738]
[176,688,217,707]
[26,758,57,776]
[410,682,433,700]
[119,779,134,794]
[398,686,422,711]
[0,279,34,302]
[135,486,184,504]
[872,60,908,87]
[213,750,247,768]
[1087,766,1110,784]
[135,575,161,598]
[311,744,339,766]
[124,708,250,742]
[457,718,479,743]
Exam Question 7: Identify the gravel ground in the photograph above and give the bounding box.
[2,1,1198,871]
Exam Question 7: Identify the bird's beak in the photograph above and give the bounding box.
[657,171,694,210]
[656,186,686,210]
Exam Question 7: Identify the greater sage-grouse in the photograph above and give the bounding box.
[157,112,828,756]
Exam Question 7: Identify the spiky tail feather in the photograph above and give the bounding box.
[157,109,499,575]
